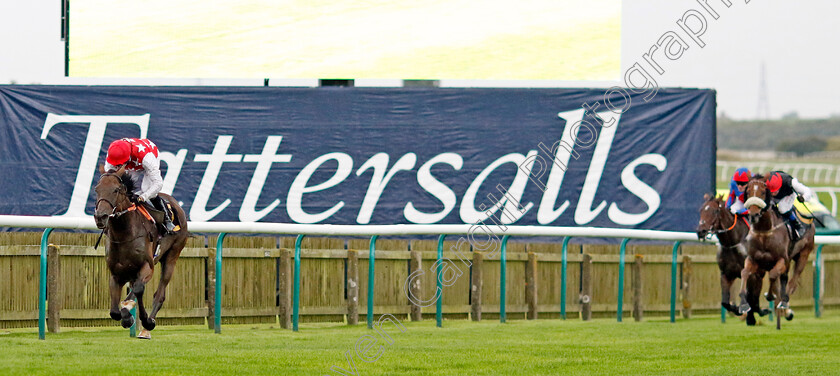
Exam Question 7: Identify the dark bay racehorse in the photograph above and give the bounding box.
[696,194,769,316]
[738,175,815,327]
[93,165,188,339]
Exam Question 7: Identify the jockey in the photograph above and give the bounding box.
[726,167,751,215]
[105,138,175,233]
[766,171,814,242]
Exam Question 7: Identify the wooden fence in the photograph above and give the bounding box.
[2,232,838,330]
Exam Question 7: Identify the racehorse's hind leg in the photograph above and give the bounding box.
[788,247,813,297]
[149,255,179,324]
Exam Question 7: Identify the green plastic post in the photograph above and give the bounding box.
[130,298,137,338]
[39,228,53,340]
[215,232,227,334]
[561,236,570,320]
[436,234,445,328]
[721,306,726,323]
[293,234,304,332]
[815,244,824,318]
[368,235,378,329]
[670,241,681,323]
[500,235,509,324]
[618,238,629,322]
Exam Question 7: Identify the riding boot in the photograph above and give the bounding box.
[786,212,802,243]
[153,196,176,234]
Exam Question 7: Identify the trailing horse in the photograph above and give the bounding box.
[93,165,189,339]
[696,193,769,316]
[738,175,815,328]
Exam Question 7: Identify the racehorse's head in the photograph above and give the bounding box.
[743,174,769,225]
[697,193,725,239]
[94,165,129,229]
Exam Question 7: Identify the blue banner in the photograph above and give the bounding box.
[0,86,715,231]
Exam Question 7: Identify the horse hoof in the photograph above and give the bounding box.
[137,329,151,339]
[110,311,121,321]
[785,310,794,321]
[764,292,776,302]
[746,313,756,326]
[738,305,751,315]
[777,301,790,310]
[143,318,156,331]
[121,316,135,329]
[758,309,771,317]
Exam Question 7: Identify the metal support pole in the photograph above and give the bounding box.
[436,234,445,328]
[670,241,681,323]
[293,234,304,331]
[39,228,53,340]
[561,236,570,320]
[368,235,378,329]
[618,238,629,322]
[500,235,509,323]
[215,232,227,333]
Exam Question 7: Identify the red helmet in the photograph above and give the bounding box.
[106,140,131,165]
[767,172,782,193]
[733,168,751,184]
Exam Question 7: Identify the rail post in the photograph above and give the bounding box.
[815,244,824,318]
[670,241,681,323]
[215,232,227,333]
[561,236,569,320]
[436,234,445,328]
[500,235,509,323]
[618,238,629,322]
[293,234,304,331]
[39,228,53,340]
[368,235,378,329]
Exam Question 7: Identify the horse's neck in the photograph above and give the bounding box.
[107,210,144,241]
[719,211,747,245]
[751,210,777,232]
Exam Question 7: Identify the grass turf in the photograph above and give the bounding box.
[2,313,839,375]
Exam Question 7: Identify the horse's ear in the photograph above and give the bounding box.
[98,164,106,174]
[717,194,725,201]
[115,164,126,176]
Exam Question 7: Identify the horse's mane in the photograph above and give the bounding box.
[102,170,136,193]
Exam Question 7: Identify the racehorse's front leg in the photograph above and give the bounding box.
[738,258,757,315]
[109,275,124,322]
[745,273,763,325]
[133,263,154,338]
[721,274,738,314]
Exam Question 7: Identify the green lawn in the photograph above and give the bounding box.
[2,313,840,375]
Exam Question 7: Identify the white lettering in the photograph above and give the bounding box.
[575,111,621,225]
[608,154,667,225]
[287,152,353,223]
[356,153,416,224]
[404,153,463,224]
[192,135,243,221]
[239,136,292,222]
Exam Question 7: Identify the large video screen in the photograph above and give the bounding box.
[69,0,621,80]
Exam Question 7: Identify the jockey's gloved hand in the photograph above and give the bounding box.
[797,195,805,203]
[128,193,140,203]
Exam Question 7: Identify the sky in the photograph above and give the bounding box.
[1,0,838,120]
